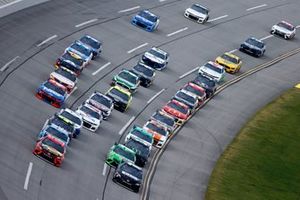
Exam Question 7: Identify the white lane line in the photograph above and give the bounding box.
[75,18,98,28]
[207,15,228,23]
[246,4,267,11]
[296,25,300,29]
[92,62,111,76]
[159,0,167,2]
[0,0,23,9]
[118,116,135,135]
[228,49,237,54]
[179,67,199,79]
[127,43,148,54]
[102,163,108,176]
[69,86,77,96]
[166,27,188,37]
[260,35,273,41]
[0,56,19,72]
[118,5,140,13]
[24,162,33,190]
[147,89,165,104]
[36,35,57,47]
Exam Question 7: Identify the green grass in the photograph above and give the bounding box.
[205,88,300,200]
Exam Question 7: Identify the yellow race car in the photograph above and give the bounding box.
[106,85,132,112]
[215,52,242,73]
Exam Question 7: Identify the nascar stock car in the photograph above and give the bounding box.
[124,138,151,167]
[141,47,169,70]
[79,35,102,58]
[38,124,70,145]
[270,21,296,40]
[55,52,84,75]
[106,85,133,112]
[239,37,266,57]
[143,120,170,149]
[181,82,207,104]
[124,125,154,149]
[75,103,103,132]
[106,143,136,168]
[49,68,77,93]
[130,62,156,87]
[65,41,93,65]
[112,69,140,93]
[192,74,217,98]
[215,52,242,73]
[162,99,191,126]
[57,108,83,137]
[150,110,177,134]
[132,10,159,32]
[184,4,210,23]
[36,79,68,108]
[198,61,225,83]
[44,114,76,139]
[173,89,199,112]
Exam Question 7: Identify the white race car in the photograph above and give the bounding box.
[76,103,103,132]
[50,68,77,93]
[85,91,113,120]
[184,4,210,23]
[271,21,296,40]
[198,61,225,83]
[141,47,169,70]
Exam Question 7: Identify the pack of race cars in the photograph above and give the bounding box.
[33,3,297,193]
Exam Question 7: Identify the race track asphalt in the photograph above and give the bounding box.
[0,0,299,200]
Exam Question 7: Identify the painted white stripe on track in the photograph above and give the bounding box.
[24,162,33,190]
[118,5,140,13]
[228,49,237,54]
[36,35,57,47]
[147,89,165,104]
[166,27,188,37]
[75,18,98,28]
[92,62,111,76]
[246,4,267,11]
[260,35,273,41]
[0,56,19,72]
[118,116,135,135]
[69,86,77,96]
[207,15,228,22]
[127,43,148,54]
[0,0,23,9]
[179,67,199,79]
[102,163,108,176]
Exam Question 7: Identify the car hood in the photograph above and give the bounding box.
[186,8,207,18]
[135,15,154,25]
[41,85,64,99]
[42,144,63,157]
[115,76,136,88]
[243,42,263,50]
[76,110,99,124]
[50,72,75,87]
[144,52,164,64]
[200,66,222,78]
[88,99,110,112]
[163,106,187,119]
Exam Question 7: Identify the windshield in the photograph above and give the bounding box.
[138,11,157,22]
[131,129,152,143]
[126,140,149,157]
[221,54,239,64]
[278,22,294,31]
[42,138,64,154]
[184,85,205,97]
[80,36,100,49]
[204,63,223,73]
[149,49,165,60]
[191,4,208,14]
[62,53,83,66]
[145,123,168,136]
[114,146,135,162]
[46,127,68,143]
[246,38,264,48]
[80,106,100,119]
[51,117,74,133]
[134,64,154,77]
[194,75,216,88]
[176,91,196,105]
[120,163,142,180]
[60,111,81,125]
[56,68,76,82]
[153,112,175,127]
[44,81,65,96]
[167,101,189,114]
[109,88,129,102]
[91,94,112,108]
[118,71,138,84]
[70,43,91,56]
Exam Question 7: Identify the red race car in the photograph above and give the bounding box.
[162,99,191,126]
[182,82,206,105]
[33,134,66,167]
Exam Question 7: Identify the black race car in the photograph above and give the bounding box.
[112,162,143,193]
[124,138,151,167]
[130,62,156,87]
[55,52,84,76]
[192,74,217,98]
[239,37,266,57]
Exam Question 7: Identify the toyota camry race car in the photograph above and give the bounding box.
[173,89,199,112]
[106,143,136,168]
[55,52,85,75]
[130,63,156,87]
[79,35,102,58]
[85,91,113,120]
[198,61,225,83]
[33,134,66,167]
[193,74,217,98]
[239,37,266,57]
[124,125,154,149]
[65,41,93,65]
[112,69,140,93]
[106,86,133,112]
[271,21,296,40]
[184,4,209,23]
[150,110,177,134]
[36,79,68,108]
[141,47,169,70]
[162,99,191,126]
[76,103,102,132]
[181,82,206,104]
[38,124,70,145]
[57,108,82,137]
[112,162,143,193]
[143,120,169,148]
[50,68,77,93]
[215,52,242,73]
[132,10,159,32]
[124,138,151,167]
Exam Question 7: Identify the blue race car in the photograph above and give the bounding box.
[79,35,102,59]
[36,79,67,108]
[65,41,93,65]
[38,124,70,145]
[132,10,159,32]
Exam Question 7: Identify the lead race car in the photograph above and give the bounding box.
[132,10,159,32]
[271,21,296,40]
[184,4,210,23]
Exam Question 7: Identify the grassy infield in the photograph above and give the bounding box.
[206,88,300,200]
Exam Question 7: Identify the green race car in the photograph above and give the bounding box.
[106,143,136,167]
[112,69,140,93]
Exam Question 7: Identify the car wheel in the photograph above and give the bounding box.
[284,34,289,40]
[270,30,275,34]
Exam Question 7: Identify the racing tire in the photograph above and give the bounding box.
[270,30,275,34]
[284,34,289,40]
